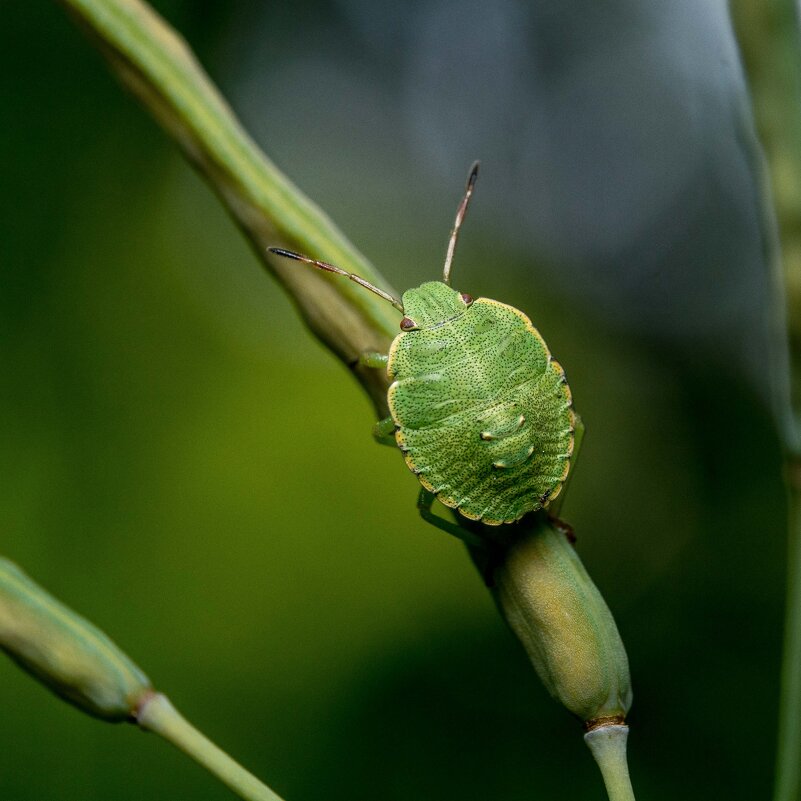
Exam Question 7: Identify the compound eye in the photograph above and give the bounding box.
[400,317,419,331]
[460,293,474,306]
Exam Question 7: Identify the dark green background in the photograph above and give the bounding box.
[1,2,787,799]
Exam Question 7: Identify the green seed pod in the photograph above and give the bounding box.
[0,557,151,721]
[491,519,632,725]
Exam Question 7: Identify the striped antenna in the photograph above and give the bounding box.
[268,248,404,312]
[442,161,479,286]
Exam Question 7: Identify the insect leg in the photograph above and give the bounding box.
[416,488,484,547]
[372,416,396,446]
[358,352,389,369]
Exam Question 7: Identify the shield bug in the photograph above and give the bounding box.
[269,163,575,526]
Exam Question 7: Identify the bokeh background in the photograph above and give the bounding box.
[0,2,790,799]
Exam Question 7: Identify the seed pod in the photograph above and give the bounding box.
[491,518,632,725]
[0,557,151,722]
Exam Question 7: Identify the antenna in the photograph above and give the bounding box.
[268,248,404,312]
[442,161,479,286]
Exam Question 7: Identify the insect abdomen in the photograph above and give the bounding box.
[388,299,574,525]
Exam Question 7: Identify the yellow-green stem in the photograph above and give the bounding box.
[137,693,285,801]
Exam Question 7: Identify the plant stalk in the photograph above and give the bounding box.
[137,692,285,801]
[729,4,801,798]
[584,725,635,801]
[776,466,801,801]
[1,556,285,801]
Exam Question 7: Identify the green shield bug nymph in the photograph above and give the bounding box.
[269,163,575,527]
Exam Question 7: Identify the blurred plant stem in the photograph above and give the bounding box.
[777,480,801,801]
[730,3,801,800]
[0,557,284,801]
[54,0,635,798]
[137,693,285,801]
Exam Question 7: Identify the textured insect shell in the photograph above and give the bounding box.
[386,282,575,525]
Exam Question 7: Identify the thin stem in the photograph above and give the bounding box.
[584,725,636,801]
[136,692,285,801]
[729,0,801,452]
[776,471,801,801]
[729,5,801,798]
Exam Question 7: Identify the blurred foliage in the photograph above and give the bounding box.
[730,0,801,448]
[0,2,788,800]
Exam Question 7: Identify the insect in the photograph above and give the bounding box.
[269,163,576,528]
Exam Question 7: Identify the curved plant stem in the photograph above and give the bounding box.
[729,4,801,799]
[584,725,635,801]
[729,0,801,447]
[137,693,285,801]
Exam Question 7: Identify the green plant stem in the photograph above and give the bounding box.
[729,0,801,442]
[776,472,801,801]
[1,553,285,801]
[729,5,801,799]
[137,692,285,801]
[584,725,635,801]
[56,0,397,415]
